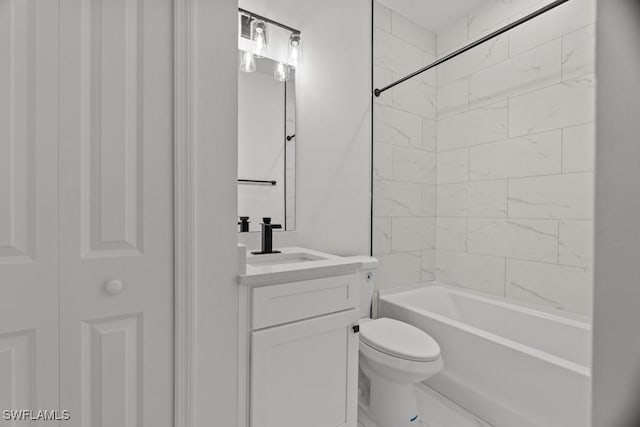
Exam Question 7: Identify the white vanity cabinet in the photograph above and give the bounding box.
[242,273,361,427]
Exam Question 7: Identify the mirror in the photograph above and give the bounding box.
[238,54,296,232]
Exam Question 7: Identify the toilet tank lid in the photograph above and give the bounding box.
[360,318,440,362]
[342,255,378,270]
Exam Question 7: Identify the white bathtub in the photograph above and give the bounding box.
[378,283,592,427]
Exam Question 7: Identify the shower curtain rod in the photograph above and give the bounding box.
[374,0,571,97]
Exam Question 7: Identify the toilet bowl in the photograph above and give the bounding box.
[358,318,443,427]
[352,258,443,427]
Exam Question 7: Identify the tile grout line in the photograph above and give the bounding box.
[435,169,594,187]
[437,247,591,270]
[464,217,469,253]
[436,120,594,154]
[385,215,593,222]
[506,179,510,218]
[560,127,565,173]
[557,220,561,264]
[439,72,595,123]
[504,257,508,297]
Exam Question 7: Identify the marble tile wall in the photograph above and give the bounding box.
[373,0,595,316]
[373,2,438,291]
[434,0,596,316]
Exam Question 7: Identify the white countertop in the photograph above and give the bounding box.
[238,247,376,286]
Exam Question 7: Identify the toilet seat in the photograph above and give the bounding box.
[359,318,440,362]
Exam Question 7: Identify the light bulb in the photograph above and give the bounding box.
[274,62,290,82]
[254,29,266,57]
[239,50,256,73]
[251,20,268,58]
[288,34,302,68]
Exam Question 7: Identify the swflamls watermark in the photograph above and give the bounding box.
[2,410,71,421]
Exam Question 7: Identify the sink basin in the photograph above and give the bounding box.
[238,246,374,286]
[247,252,328,267]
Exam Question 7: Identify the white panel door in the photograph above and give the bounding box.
[58,0,174,425]
[251,309,360,427]
[0,0,60,420]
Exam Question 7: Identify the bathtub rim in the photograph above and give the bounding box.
[378,282,592,377]
[378,281,591,324]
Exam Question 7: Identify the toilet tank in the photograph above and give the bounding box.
[348,256,378,318]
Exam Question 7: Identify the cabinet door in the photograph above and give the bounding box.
[251,309,360,427]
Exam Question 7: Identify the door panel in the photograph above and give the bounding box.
[59,0,174,425]
[80,0,144,258]
[0,0,35,264]
[82,315,142,426]
[0,0,60,419]
[0,331,36,419]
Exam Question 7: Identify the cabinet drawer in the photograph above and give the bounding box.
[252,275,357,329]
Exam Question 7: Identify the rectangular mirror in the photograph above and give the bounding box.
[238,55,296,232]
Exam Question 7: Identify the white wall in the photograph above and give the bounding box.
[433,0,596,316]
[592,1,640,425]
[372,2,438,291]
[193,0,239,425]
[239,0,372,256]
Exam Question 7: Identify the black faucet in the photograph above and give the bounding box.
[238,216,250,233]
[251,217,282,255]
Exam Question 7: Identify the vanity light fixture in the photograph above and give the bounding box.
[239,50,256,73]
[288,34,302,68]
[238,9,302,80]
[250,19,268,58]
[274,62,290,82]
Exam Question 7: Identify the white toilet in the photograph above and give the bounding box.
[357,260,443,427]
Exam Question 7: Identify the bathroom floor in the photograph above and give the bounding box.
[358,384,493,427]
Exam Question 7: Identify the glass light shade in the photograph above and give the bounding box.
[239,50,256,73]
[251,20,268,58]
[288,34,302,68]
[274,62,290,82]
